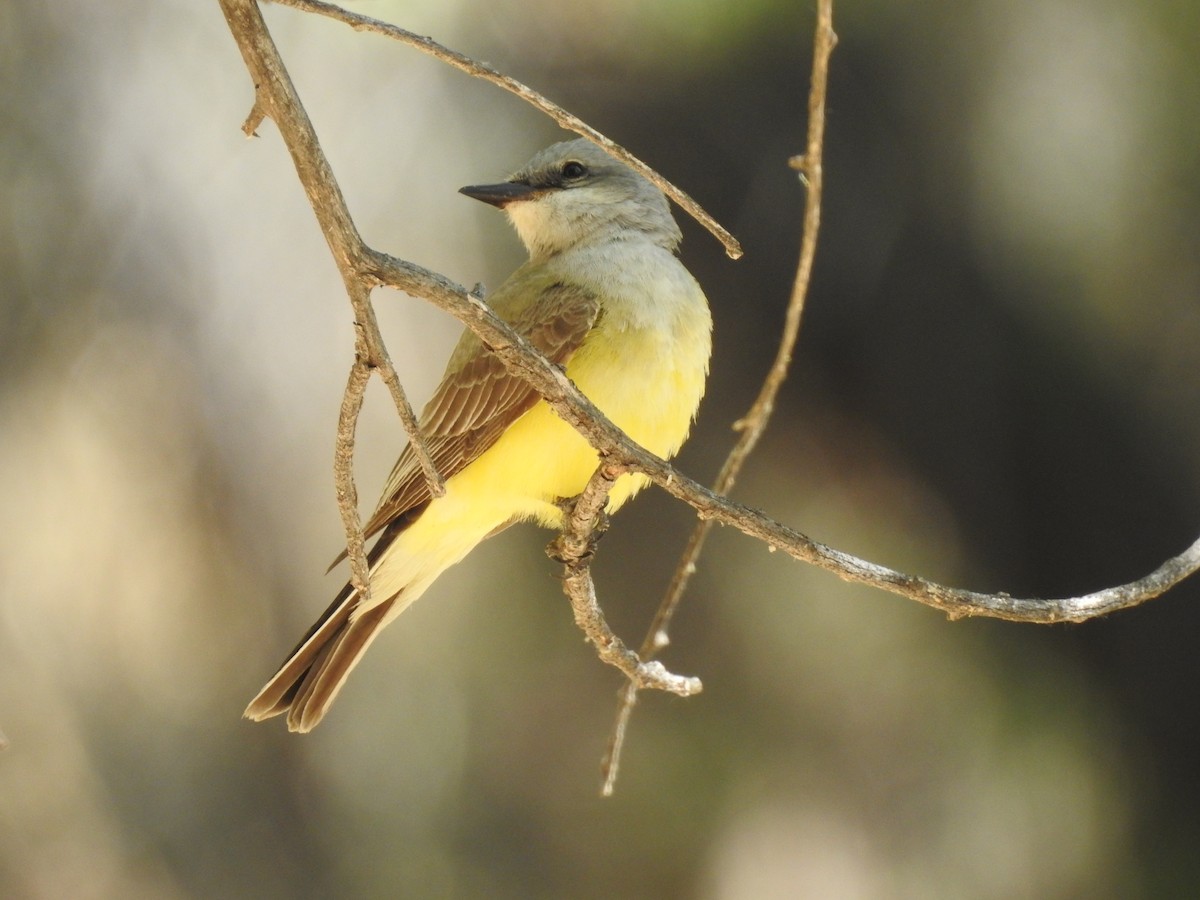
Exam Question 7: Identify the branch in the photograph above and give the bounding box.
[219,0,443,595]
[221,0,1200,627]
[548,464,702,698]
[333,348,372,596]
[352,240,1200,624]
[269,0,743,260]
[599,0,841,793]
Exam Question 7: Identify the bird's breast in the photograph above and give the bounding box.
[564,263,711,460]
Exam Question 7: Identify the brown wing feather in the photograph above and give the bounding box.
[358,282,600,545]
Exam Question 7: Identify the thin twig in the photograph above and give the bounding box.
[334,349,372,598]
[599,0,839,794]
[270,0,743,260]
[218,0,443,589]
[548,464,703,702]
[600,689,635,797]
[348,282,445,498]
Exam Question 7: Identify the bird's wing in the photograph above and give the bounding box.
[357,280,600,546]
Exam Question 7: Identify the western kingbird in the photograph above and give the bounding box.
[245,138,713,731]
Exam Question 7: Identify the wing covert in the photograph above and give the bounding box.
[357,281,600,544]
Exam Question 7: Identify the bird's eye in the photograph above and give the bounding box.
[561,161,587,181]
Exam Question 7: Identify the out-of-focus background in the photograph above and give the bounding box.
[2,0,1199,896]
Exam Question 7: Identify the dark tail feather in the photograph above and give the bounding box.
[246,518,414,730]
[243,588,397,732]
[243,580,354,722]
[283,599,395,732]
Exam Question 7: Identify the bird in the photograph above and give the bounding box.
[244,138,713,732]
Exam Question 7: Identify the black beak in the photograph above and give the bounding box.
[459,180,544,208]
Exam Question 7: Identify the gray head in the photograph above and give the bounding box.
[459,138,682,260]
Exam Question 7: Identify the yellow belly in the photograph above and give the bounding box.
[446,312,709,529]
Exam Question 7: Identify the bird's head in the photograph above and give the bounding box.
[459,138,681,260]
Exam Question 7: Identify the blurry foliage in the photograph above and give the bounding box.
[1,0,1199,897]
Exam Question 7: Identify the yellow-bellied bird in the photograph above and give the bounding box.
[245,139,712,732]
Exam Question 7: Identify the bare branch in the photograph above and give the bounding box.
[352,245,1200,624]
[548,464,702,701]
[600,0,839,793]
[601,685,637,797]
[651,7,836,648]
[350,282,445,498]
[269,0,743,260]
[219,0,443,581]
[652,475,1200,624]
[334,349,372,598]
[222,0,1200,627]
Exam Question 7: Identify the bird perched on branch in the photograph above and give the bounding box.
[245,138,712,731]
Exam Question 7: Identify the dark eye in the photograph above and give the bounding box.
[561,160,587,180]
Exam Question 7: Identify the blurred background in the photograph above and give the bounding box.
[2,0,1199,896]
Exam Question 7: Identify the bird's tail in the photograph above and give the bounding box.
[245,504,509,731]
[243,578,400,732]
[244,512,425,732]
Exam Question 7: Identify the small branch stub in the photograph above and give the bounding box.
[241,97,266,137]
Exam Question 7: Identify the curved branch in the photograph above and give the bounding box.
[548,464,702,698]
[355,247,1200,624]
[219,0,443,588]
[602,0,838,794]
[270,0,743,259]
[640,0,838,668]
